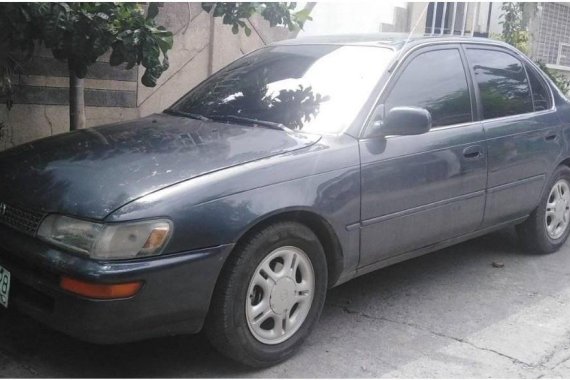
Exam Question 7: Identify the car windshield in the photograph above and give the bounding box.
[168,44,395,134]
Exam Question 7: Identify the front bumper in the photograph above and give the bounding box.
[0,224,233,344]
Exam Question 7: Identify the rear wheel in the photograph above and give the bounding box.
[205,222,327,367]
[517,166,570,253]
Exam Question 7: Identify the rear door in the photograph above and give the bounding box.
[463,46,563,226]
[358,44,487,267]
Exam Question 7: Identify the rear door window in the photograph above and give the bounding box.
[466,48,533,119]
[385,48,472,128]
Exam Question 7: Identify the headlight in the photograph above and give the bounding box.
[37,215,172,260]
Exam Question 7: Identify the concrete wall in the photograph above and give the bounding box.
[0,2,293,151]
[0,45,140,150]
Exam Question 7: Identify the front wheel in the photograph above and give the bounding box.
[517,166,570,253]
[205,222,328,367]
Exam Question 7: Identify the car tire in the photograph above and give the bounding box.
[205,221,328,368]
[516,165,570,254]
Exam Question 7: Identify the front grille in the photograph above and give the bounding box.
[0,203,45,236]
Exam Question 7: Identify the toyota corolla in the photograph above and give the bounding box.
[1,34,570,367]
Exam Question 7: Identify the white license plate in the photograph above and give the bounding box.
[0,265,10,308]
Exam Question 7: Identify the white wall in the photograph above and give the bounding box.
[298,1,408,36]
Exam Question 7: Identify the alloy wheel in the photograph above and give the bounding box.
[546,179,570,240]
[245,246,315,345]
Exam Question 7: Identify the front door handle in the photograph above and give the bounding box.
[545,133,559,142]
[463,145,483,160]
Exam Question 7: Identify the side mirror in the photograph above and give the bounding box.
[367,106,432,138]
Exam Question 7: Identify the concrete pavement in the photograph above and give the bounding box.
[2,227,570,377]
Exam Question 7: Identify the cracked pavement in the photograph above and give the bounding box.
[2,227,570,377]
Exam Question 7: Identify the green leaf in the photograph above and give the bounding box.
[96,12,109,20]
[141,65,165,87]
[153,29,173,52]
[109,43,125,66]
[201,3,214,13]
[157,36,173,52]
[294,8,312,24]
[231,23,239,34]
[147,3,159,20]
[244,25,251,36]
[213,5,225,17]
[141,68,157,87]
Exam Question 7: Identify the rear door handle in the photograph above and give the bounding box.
[463,145,483,160]
[545,133,558,141]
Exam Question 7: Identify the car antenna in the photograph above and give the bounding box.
[388,3,430,73]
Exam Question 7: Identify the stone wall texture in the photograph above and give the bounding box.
[0,3,293,151]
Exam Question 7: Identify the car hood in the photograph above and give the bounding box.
[0,113,321,219]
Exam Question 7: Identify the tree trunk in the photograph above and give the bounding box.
[69,66,86,131]
[207,4,216,76]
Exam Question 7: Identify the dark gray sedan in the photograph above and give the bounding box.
[1,34,569,367]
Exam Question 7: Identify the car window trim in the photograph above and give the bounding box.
[523,61,538,112]
[366,106,557,142]
[367,120,480,142]
[458,44,480,126]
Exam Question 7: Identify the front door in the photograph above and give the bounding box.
[359,45,487,268]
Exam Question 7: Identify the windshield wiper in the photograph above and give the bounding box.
[207,114,293,132]
[165,110,293,132]
[164,109,211,122]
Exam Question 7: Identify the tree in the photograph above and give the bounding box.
[0,2,313,132]
[498,2,529,54]
[0,3,173,130]
[202,2,313,36]
[493,2,570,95]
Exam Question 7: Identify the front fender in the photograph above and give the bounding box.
[106,134,362,281]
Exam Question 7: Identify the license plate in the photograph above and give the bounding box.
[0,265,10,308]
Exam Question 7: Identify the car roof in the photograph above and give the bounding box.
[273,33,514,51]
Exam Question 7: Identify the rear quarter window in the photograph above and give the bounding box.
[525,63,552,111]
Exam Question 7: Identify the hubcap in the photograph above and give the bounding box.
[546,179,570,240]
[245,246,315,345]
